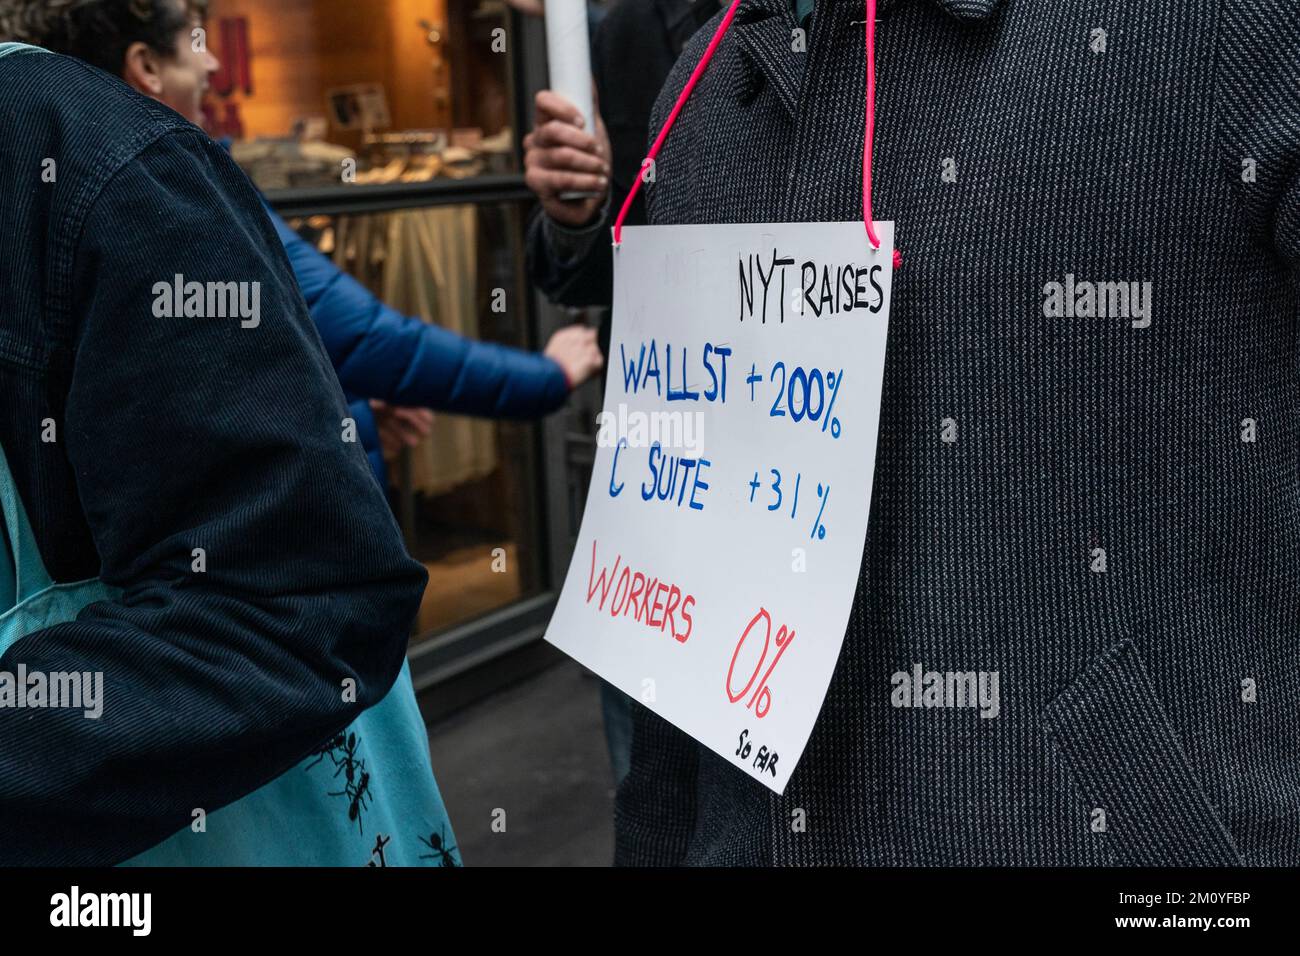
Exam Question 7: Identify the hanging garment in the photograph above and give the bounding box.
[383,206,497,495]
[334,207,500,496]
[0,443,459,867]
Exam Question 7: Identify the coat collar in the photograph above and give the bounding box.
[733,0,1007,117]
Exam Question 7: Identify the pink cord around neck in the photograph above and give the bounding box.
[612,0,745,245]
[613,0,902,270]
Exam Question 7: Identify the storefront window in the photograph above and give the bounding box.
[204,0,519,190]
[208,0,556,648]
[286,201,548,643]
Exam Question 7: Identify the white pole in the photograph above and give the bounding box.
[543,0,594,137]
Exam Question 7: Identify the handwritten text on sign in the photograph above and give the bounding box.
[544,222,893,794]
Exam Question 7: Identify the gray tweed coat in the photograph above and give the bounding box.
[614,0,1300,865]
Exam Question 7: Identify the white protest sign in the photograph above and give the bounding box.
[544,221,893,794]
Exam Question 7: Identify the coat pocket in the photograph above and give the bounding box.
[1042,638,1243,866]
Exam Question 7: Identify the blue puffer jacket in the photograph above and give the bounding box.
[264,201,570,484]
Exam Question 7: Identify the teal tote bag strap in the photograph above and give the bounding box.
[0,441,116,660]
[0,43,46,60]
[0,442,56,613]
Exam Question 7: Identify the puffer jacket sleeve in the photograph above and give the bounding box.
[268,207,571,418]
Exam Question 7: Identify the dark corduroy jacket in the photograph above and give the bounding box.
[615,0,1300,865]
[0,46,426,864]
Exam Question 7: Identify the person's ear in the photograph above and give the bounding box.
[121,40,164,98]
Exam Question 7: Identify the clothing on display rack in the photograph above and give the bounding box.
[332,206,499,496]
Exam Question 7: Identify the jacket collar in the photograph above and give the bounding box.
[733,0,1007,117]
